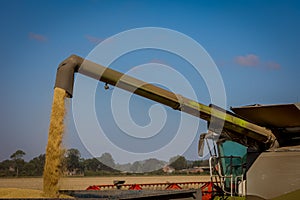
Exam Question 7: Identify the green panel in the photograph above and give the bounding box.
[219,141,247,176]
[218,141,247,191]
[220,141,247,157]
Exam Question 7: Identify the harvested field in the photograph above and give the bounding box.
[0,176,210,190]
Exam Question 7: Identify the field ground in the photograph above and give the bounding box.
[0,188,72,198]
[0,175,210,190]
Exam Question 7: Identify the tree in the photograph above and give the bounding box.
[130,161,143,173]
[98,152,115,168]
[23,162,35,176]
[169,155,180,164]
[83,158,100,171]
[190,159,209,168]
[10,150,26,177]
[10,150,25,160]
[64,148,81,175]
[28,154,45,176]
[142,158,166,172]
[169,155,187,170]
[115,163,131,172]
[0,159,15,177]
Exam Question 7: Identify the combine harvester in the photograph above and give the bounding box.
[56,55,300,200]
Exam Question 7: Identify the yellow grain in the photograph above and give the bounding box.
[43,87,67,197]
[0,188,72,198]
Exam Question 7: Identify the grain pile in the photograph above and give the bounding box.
[0,188,72,198]
[43,87,67,197]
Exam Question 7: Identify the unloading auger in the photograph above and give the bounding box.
[54,55,278,151]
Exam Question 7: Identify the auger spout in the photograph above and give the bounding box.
[54,55,84,98]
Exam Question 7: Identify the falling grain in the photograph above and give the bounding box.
[43,87,67,197]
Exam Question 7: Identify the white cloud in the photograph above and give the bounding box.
[266,61,281,70]
[85,35,104,44]
[28,32,47,42]
[234,54,260,67]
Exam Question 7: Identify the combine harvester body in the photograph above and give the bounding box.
[55,55,300,200]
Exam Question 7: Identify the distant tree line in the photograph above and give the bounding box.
[0,150,45,177]
[0,149,209,177]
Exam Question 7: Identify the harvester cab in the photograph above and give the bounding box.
[199,103,300,199]
[199,132,247,197]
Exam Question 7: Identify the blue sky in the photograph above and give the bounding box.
[0,0,299,163]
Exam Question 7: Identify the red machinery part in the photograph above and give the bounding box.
[86,185,101,190]
[128,184,143,190]
[165,183,182,190]
[201,182,213,200]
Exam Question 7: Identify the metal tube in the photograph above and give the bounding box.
[54,55,83,97]
[78,58,181,110]
[54,55,278,149]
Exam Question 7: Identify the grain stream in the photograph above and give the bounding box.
[43,87,67,197]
